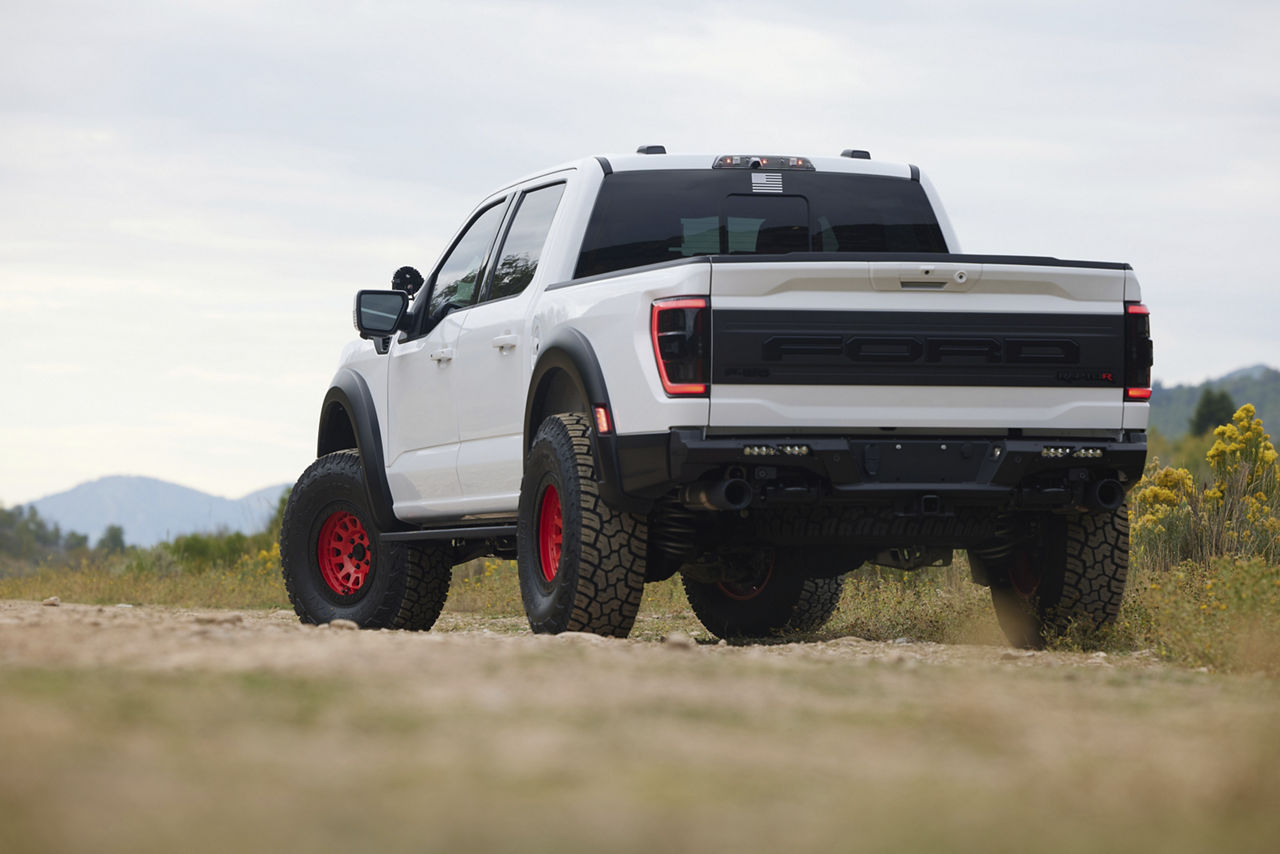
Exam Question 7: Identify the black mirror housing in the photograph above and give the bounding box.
[353,290,409,338]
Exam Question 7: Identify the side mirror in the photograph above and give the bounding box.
[353,290,408,338]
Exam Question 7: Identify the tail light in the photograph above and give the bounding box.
[1124,302,1153,401]
[651,297,710,396]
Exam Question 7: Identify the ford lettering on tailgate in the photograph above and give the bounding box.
[713,310,1124,388]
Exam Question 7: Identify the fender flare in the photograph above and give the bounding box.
[316,368,402,532]
[525,330,652,514]
[524,328,611,451]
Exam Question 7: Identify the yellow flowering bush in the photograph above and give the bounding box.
[1130,405,1280,570]
[1204,404,1280,561]
[1130,460,1204,570]
[1207,404,1280,483]
[1131,461,1194,537]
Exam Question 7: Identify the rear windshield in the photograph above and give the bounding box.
[575,169,947,279]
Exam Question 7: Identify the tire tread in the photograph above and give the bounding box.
[519,413,647,638]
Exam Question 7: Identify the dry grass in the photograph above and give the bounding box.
[0,545,290,610]
[1096,556,1280,674]
[825,561,1005,646]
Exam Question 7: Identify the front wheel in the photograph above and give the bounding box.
[280,450,452,629]
[517,413,647,638]
[683,553,844,639]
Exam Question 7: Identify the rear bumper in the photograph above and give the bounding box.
[596,428,1147,513]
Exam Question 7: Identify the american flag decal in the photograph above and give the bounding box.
[751,172,784,193]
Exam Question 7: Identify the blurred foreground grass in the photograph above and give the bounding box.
[2,628,1278,854]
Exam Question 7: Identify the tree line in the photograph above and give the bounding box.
[1,490,289,577]
[1149,366,1279,439]
[0,504,125,564]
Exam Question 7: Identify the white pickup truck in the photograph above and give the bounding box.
[280,146,1153,647]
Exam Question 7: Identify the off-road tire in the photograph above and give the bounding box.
[280,450,452,630]
[683,558,844,639]
[989,504,1130,649]
[517,413,647,637]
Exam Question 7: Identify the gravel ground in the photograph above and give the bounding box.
[1,597,1143,674]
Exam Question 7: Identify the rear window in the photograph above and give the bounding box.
[575,170,947,279]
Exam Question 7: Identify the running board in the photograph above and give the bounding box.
[380,525,517,542]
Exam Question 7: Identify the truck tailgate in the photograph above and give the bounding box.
[708,257,1130,432]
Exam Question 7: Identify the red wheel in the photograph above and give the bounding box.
[1006,548,1039,598]
[537,484,563,582]
[316,510,372,597]
[280,450,453,629]
[717,562,773,601]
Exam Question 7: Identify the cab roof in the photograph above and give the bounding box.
[597,151,913,181]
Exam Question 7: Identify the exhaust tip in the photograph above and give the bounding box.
[1087,479,1125,511]
[681,479,753,512]
[720,479,752,510]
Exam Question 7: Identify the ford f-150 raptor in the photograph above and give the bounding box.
[280,146,1153,647]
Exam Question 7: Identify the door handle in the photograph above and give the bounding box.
[429,348,455,363]
[491,334,518,351]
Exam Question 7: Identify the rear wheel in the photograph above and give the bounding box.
[517,413,647,637]
[683,552,844,639]
[985,504,1130,648]
[280,450,452,630]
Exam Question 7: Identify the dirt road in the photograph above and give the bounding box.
[2,598,1278,854]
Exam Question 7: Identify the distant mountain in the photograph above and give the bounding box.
[1150,364,1280,438]
[25,477,290,548]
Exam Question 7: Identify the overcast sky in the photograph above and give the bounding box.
[2,0,1278,507]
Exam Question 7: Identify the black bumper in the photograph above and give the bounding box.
[596,428,1148,514]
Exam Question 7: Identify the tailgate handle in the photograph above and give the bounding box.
[900,269,969,289]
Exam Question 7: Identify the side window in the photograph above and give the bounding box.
[428,201,508,318]
[486,183,566,301]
